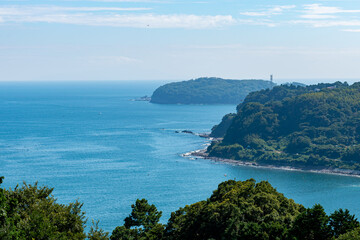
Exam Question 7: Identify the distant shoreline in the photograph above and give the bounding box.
[180,135,360,178]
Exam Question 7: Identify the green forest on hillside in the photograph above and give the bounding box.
[2,177,360,240]
[208,82,360,172]
[150,77,275,104]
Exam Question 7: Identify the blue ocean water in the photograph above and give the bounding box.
[1,81,360,232]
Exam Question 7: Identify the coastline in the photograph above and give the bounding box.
[182,146,360,179]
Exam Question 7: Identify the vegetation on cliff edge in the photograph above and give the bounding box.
[208,82,360,171]
[150,77,275,104]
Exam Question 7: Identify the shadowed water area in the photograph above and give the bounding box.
[1,81,360,232]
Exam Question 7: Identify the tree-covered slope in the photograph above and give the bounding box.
[150,77,275,104]
[208,82,360,171]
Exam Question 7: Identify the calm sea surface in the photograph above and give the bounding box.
[1,81,360,232]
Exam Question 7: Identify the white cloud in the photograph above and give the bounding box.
[2,3,359,30]
[240,12,268,17]
[237,19,277,27]
[271,5,296,13]
[0,6,235,28]
[239,4,360,29]
[289,4,360,28]
[0,6,150,15]
[240,5,296,17]
[53,7,151,11]
[293,19,360,28]
[0,5,234,28]
[303,4,360,15]
[301,4,360,19]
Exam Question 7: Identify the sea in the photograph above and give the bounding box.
[1,80,360,232]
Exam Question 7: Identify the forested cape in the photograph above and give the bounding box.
[150,77,275,104]
[2,176,360,240]
[208,81,360,172]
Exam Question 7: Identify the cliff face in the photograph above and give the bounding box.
[150,77,275,104]
[210,113,236,138]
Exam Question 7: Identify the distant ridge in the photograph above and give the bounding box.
[150,77,276,104]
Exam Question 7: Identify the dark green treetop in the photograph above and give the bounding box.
[164,179,303,240]
[111,199,164,240]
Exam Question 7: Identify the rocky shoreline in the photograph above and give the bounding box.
[180,132,360,178]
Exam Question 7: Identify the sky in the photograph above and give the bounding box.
[1,0,360,83]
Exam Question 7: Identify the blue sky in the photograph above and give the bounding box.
[1,0,360,83]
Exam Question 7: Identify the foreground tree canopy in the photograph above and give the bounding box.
[2,176,358,240]
[0,176,108,240]
[150,77,275,104]
[209,82,360,172]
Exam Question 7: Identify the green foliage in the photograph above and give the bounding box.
[111,226,141,240]
[111,179,360,240]
[337,227,360,240]
[330,209,360,238]
[0,177,109,240]
[0,178,87,240]
[88,220,110,240]
[0,176,9,239]
[342,145,360,162]
[207,142,244,160]
[111,199,164,240]
[124,199,162,231]
[286,135,311,153]
[163,179,303,240]
[1,176,360,240]
[289,204,331,240]
[150,77,275,104]
[209,82,360,171]
[242,82,346,106]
